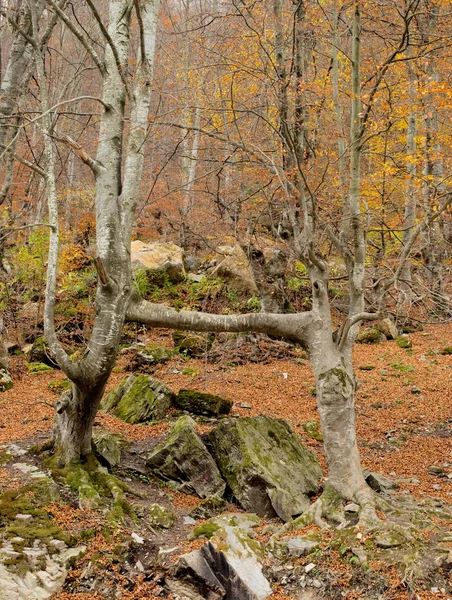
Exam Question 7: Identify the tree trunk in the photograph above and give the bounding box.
[53,383,106,465]
[313,348,367,501]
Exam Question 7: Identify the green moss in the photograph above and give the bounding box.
[48,379,71,393]
[109,374,173,424]
[175,389,232,416]
[396,337,412,349]
[391,363,414,373]
[0,451,13,464]
[181,367,199,377]
[440,346,452,355]
[356,328,386,344]
[27,362,53,374]
[141,343,173,362]
[0,481,70,550]
[302,420,323,442]
[48,453,135,523]
[191,521,221,540]
[147,503,175,529]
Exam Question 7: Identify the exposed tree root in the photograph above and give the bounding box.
[46,451,141,523]
[270,482,452,592]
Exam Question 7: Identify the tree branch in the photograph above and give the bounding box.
[84,0,131,96]
[126,293,319,343]
[52,130,101,176]
[46,0,105,74]
[337,311,380,351]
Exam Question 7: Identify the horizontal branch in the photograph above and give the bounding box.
[126,293,319,343]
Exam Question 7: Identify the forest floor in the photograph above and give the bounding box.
[0,321,451,599]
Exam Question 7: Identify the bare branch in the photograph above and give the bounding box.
[126,293,319,344]
[52,130,101,176]
[46,0,105,74]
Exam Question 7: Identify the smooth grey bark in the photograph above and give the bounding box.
[36,0,160,465]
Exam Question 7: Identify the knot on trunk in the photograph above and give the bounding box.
[318,365,354,406]
[54,389,72,414]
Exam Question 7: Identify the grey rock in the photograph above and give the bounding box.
[429,465,444,476]
[0,364,13,392]
[285,538,319,556]
[101,374,174,424]
[131,240,186,283]
[209,416,322,521]
[93,431,128,467]
[374,531,406,548]
[190,496,227,520]
[147,504,175,529]
[376,318,398,340]
[363,470,398,493]
[174,524,271,600]
[147,415,225,498]
[175,389,232,417]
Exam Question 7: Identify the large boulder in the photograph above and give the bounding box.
[146,415,225,498]
[208,245,258,295]
[100,374,174,423]
[376,317,398,340]
[208,416,322,521]
[131,240,185,283]
[171,520,271,600]
[175,389,232,417]
[27,337,57,368]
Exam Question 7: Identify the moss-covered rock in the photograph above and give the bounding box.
[146,415,225,498]
[127,343,173,371]
[401,319,423,333]
[100,374,174,423]
[189,496,227,520]
[191,521,221,540]
[356,327,386,344]
[27,362,54,374]
[173,331,213,358]
[147,503,175,529]
[208,416,322,521]
[93,431,129,467]
[27,337,57,368]
[0,363,13,391]
[48,379,71,393]
[396,337,412,349]
[175,389,232,416]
